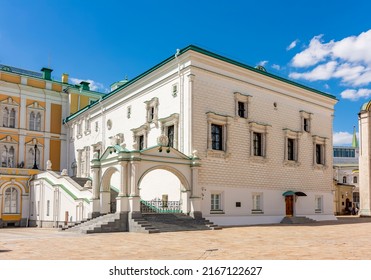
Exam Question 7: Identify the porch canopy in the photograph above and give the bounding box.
[282,190,307,196]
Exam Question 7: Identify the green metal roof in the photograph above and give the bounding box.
[64,45,337,123]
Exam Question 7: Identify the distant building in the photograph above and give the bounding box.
[0,65,103,227]
[333,127,359,215]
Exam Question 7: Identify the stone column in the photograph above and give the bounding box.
[90,162,101,218]
[359,110,371,216]
[190,157,202,219]
[128,159,141,218]
[116,161,129,213]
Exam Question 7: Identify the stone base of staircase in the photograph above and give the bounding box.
[61,212,128,233]
[280,216,317,224]
[61,212,222,234]
[134,213,222,233]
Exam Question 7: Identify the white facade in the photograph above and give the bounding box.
[34,46,338,227]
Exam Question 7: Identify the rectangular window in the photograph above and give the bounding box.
[303,118,310,132]
[46,200,50,216]
[287,138,295,161]
[127,106,131,119]
[252,193,263,212]
[253,132,263,156]
[315,196,323,213]
[167,125,174,148]
[211,194,221,211]
[237,101,246,118]
[211,124,223,151]
[149,107,155,122]
[316,144,323,164]
[138,135,144,150]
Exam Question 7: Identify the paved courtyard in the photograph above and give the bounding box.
[0,216,370,260]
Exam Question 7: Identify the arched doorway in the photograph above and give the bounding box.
[138,166,189,214]
[101,167,120,214]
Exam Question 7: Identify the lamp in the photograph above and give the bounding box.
[32,144,38,169]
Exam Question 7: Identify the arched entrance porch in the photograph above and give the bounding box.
[90,145,202,219]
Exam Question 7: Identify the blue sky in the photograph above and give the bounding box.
[1,0,370,145]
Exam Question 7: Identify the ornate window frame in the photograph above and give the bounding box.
[0,135,18,168]
[313,135,328,170]
[300,110,312,133]
[159,113,179,149]
[249,121,270,163]
[144,97,159,126]
[84,115,91,135]
[206,112,232,159]
[77,146,90,178]
[27,101,45,132]
[3,186,20,214]
[234,92,251,119]
[283,129,301,167]
[252,192,264,214]
[25,138,43,169]
[1,97,19,129]
[132,124,149,150]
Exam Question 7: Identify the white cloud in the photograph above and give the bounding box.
[70,77,105,92]
[272,64,281,70]
[333,131,357,146]
[257,60,268,67]
[289,30,371,100]
[289,61,337,81]
[286,39,299,51]
[341,88,371,101]
[291,35,334,67]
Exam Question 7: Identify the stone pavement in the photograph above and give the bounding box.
[0,216,370,260]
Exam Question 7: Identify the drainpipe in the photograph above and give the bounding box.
[175,49,184,153]
[27,174,34,227]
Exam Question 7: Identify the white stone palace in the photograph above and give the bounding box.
[2,45,338,230]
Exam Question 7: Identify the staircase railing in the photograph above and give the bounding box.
[140,200,182,213]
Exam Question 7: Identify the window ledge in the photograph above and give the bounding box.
[76,134,83,139]
[283,160,301,167]
[84,130,91,136]
[207,149,230,159]
[249,156,268,164]
[210,210,225,214]
[315,210,322,214]
[313,164,327,170]
[251,210,264,214]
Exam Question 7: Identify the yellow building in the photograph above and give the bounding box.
[0,64,103,227]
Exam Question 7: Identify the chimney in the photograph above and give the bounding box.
[41,67,53,80]
[62,73,69,84]
[80,81,90,91]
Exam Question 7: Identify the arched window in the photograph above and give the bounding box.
[1,146,8,167]
[1,145,15,168]
[343,176,347,183]
[3,107,9,127]
[4,187,19,213]
[29,111,35,130]
[27,146,40,169]
[27,148,34,168]
[9,108,16,128]
[36,112,41,131]
[8,146,14,167]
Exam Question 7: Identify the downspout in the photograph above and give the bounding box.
[27,174,34,227]
[175,49,184,153]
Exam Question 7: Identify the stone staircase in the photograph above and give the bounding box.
[70,176,92,187]
[280,216,317,224]
[138,213,222,233]
[61,212,222,234]
[61,212,128,234]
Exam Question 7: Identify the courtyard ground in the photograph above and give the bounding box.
[0,216,370,260]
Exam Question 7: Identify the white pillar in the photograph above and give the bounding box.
[190,164,202,219]
[116,161,129,213]
[128,160,141,216]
